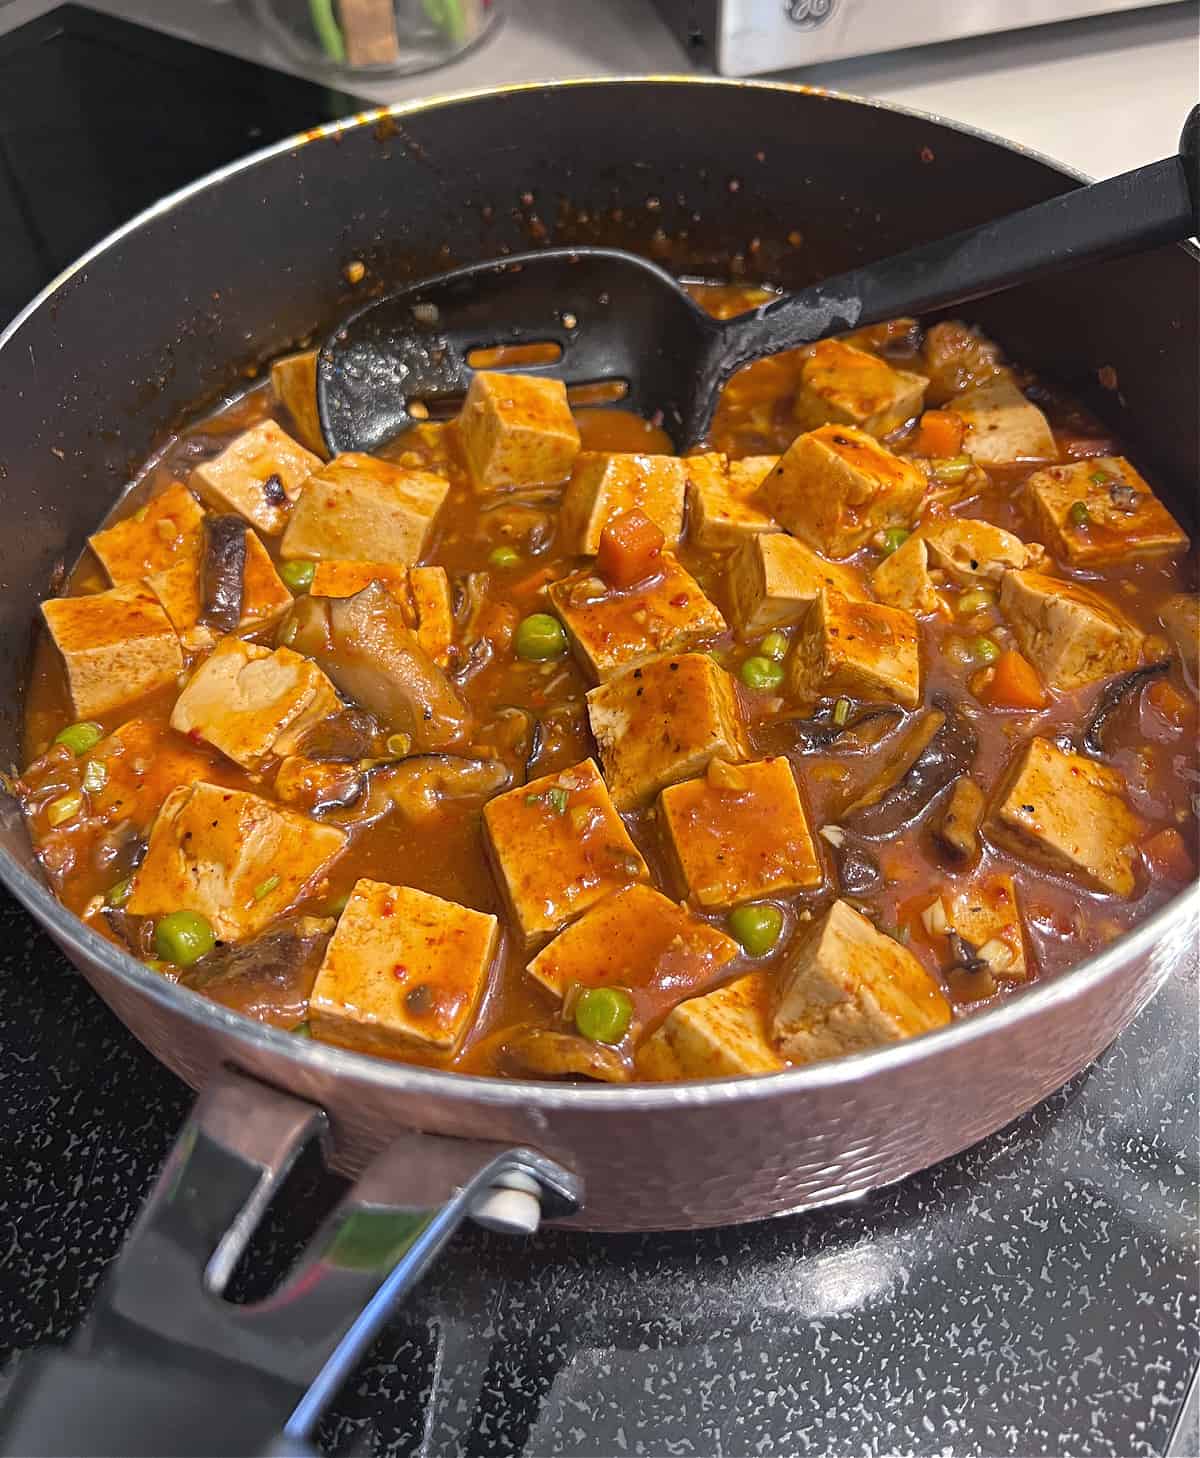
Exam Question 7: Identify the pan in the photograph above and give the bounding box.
[0,78,1195,1455]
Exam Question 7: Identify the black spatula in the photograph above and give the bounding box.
[318,107,1198,455]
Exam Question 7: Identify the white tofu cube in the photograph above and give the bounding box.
[760,424,926,558]
[146,529,292,652]
[309,879,498,1054]
[786,589,921,709]
[947,873,1028,981]
[773,899,952,1063]
[794,339,928,437]
[41,583,183,719]
[586,652,749,810]
[280,453,448,565]
[1159,593,1199,685]
[1026,456,1187,567]
[191,420,321,534]
[953,375,1056,466]
[986,736,1141,897]
[458,371,580,491]
[871,533,941,614]
[482,758,648,949]
[128,780,346,941]
[269,350,327,457]
[727,531,868,637]
[560,451,687,553]
[1000,569,1143,690]
[170,637,341,770]
[920,516,1042,583]
[637,972,783,1080]
[89,482,206,584]
[684,453,778,551]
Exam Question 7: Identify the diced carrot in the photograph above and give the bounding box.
[976,649,1048,710]
[509,565,558,600]
[596,508,665,589]
[913,409,966,458]
[1141,827,1195,882]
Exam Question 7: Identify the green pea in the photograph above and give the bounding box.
[740,655,784,692]
[880,527,910,556]
[759,631,788,661]
[488,545,521,569]
[54,721,103,756]
[575,986,634,1044]
[1068,500,1091,528]
[971,635,1001,665]
[515,612,567,661]
[956,587,996,617]
[729,903,784,957]
[154,910,216,967]
[280,559,316,592]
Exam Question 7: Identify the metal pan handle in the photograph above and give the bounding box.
[0,1067,581,1457]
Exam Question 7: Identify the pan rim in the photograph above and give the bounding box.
[1,74,1196,1112]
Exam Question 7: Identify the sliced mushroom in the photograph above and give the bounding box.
[488,706,544,784]
[274,756,365,815]
[1082,661,1170,757]
[331,754,511,829]
[295,707,380,763]
[104,906,155,958]
[835,841,883,896]
[936,776,986,863]
[201,514,247,632]
[498,1026,631,1083]
[843,699,978,838]
[775,704,904,754]
[182,915,334,1025]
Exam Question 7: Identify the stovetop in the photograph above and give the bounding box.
[0,10,1197,1455]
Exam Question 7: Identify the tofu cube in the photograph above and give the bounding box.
[561,451,688,553]
[549,553,726,682]
[170,637,341,770]
[89,482,206,584]
[128,780,346,941]
[947,872,1028,981]
[1026,456,1187,566]
[280,454,448,565]
[761,424,925,558]
[637,972,783,1080]
[684,453,782,550]
[458,371,580,491]
[309,879,498,1054]
[191,420,321,534]
[269,350,327,457]
[772,898,952,1063]
[920,516,1043,583]
[308,561,455,666]
[41,583,183,719]
[309,559,410,602]
[871,533,941,614]
[587,652,749,810]
[986,736,1141,897]
[953,375,1056,466]
[727,531,868,637]
[526,881,739,1003]
[146,529,293,652]
[1160,593,1199,685]
[794,339,928,438]
[786,589,921,709]
[1000,569,1143,690]
[659,756,822,908]
[482,758,648,949]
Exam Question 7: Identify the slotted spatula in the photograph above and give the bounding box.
[317,108,1198,455]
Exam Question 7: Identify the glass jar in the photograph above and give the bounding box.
[251,0,503,79]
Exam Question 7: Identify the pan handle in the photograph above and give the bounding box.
[0,1066,581,1457]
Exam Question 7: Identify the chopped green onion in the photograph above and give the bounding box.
[1089,470,1110,485]
[81,759,107,794]
[574,986,634,1044]
[956,587,996,617]
[327,892,351,915]
[832,696,852,727]
[971,635,1001,665]
[759,630,788,661]
[46,792,82,827]
[1068,500,1091,527]
[515,613,567,661]
[547,787,569,814]
[525,792,542,805]
[154,910,216,967]
[277,617,300,647]
[253,873,281,902]
[106,876,133,909]
[291,1020,313,1038]
[729,903,784,957]
[54,721,104,757]
[280,559,316,592]
[488,545,521,569]
[931,455,973,485]
[880,526,910,556]
[740,655,784,692]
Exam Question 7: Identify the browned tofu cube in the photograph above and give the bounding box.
[308,559,410,602]
[549,554,726,682]
[637,971,783,1080]
[41,583,183,719]
[309,879,498,1054]
[1160,593,1199,685]
[794,339,928,438]
[458,371,580,491]
[946,872,1028,981]
[1000,569,1143,690]
[870,533,941,614]
[191,420,321,534]
[280,453,448,565]
[482,758,648,949]
[269,350,326,457]
[409,566,455,667]
[127,780,346,940]
[727,531,868,637]
[920,517,1043,583]
[89,482,205,584]
[146,529,292,652]
[1026,456,1187,567]
[986,737,1141,897]
[170,637,341,770]
[760,424,925,559]
[787,590,921,709]
[659,756,822,908]
[684,453,781,551]
[953,375,1056,466]
[526,881,739,1003]
[587,653,749,810]
[561,451,687,553]
[772,898,952,1063]
[308,560,454,666]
